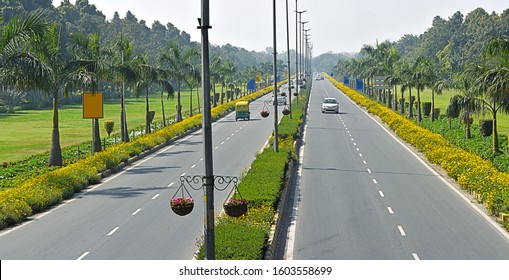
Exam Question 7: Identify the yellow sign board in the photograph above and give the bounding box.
[256,74,262,82]
[83,92,104,119]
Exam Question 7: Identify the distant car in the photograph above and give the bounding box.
[315,74,324,80]
[272,94,287,106]
[321,97,339,113]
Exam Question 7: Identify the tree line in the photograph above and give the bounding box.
[334,8,509,155]
[0,0,287,167]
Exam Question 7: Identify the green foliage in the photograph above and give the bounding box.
[103,120,114,137]
[420,117,509,172]
[197,88,308,259]
[423,102,432,116]
[0,84,279,230]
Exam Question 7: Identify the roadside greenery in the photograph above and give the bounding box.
[196,86,309,260]
[0,84,278,230]
[326,75,509,222]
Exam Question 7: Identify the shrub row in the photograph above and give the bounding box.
[196,87,309,260]
[0,84,281,230]
[326,74,509,215]
[420,118,509,173]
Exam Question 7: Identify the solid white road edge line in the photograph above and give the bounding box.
[342,86,509,241]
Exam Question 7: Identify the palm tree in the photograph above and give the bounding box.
[210,55,222,107]
[412,57,429,122]
[156,69,174,127]
[1,11,48,100]
[158,41,197,122]
[32,23,75,166]
[400,61,415,118]
[113,36,137,142]
[132,57,158,134]
[450,69,480,139]
[186,67,200,116]
[472,35,509,154]
[68,33,108,153]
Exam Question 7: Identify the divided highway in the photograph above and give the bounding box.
[285,78,509,260]
[0,93,284,260]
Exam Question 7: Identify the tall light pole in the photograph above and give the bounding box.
[199,0,215,260]
[296,8,306,96]
[303,29,311,80]
[272,0,278,152]
[300,21,308,83]
[285,0,292,118]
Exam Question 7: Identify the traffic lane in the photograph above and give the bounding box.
[0,93,280,259]
[74,93,286,260]
[295,127,409,259]
[0,136,202,260]
[86,94,286,259]
[325,79,509,259]
[292,83,410,259]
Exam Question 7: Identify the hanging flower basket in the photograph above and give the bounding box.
[170,197,194,216]
[261,109,270,118]
[282,108,291,115]
[280,92,286,97]
[223,198,248,217]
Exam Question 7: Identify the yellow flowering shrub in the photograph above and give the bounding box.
[326,74,509,215]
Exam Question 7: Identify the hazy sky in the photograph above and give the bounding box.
[52,0,508,56]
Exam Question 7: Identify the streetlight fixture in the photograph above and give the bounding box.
[295,8,306,96]
[285,0,293,118]
[300,21,308,83]
[272,0,279,152]
[198,0,215,260]
[303,29,311,80]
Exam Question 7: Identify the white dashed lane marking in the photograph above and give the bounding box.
[107,227,119,236]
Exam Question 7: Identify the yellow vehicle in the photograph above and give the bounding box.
[235,101,250,121]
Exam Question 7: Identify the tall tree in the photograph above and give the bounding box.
[158,41,196,122]
[68,32,107,153]
[32,22,75,166]
[473,35,509,154]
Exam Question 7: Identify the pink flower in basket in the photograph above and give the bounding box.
[171,197,194,207]
[224,198,247,207]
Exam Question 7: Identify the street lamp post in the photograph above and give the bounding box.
[300,21,308,83]
[303,29,310,80]
[199,0,215,260]
[272,0,278,152]
[286,0,292,118]
[296,8,306,97]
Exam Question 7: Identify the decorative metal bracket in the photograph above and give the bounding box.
[179,175,238,192]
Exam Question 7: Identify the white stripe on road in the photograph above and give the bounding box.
[372,179,378,184]
[107,227,119,236]
[412,253,420,260]
[398,225,406,236]
[132,208,142,216]
[77,251,89,260]
[167,182,175,188]
[387,207,394,214]
[379,191,385,197]
[152,194,160,200]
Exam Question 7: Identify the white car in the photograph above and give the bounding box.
[272,94,287,106]
[321,97,339,113]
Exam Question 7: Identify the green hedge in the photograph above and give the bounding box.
[196,86,309,260]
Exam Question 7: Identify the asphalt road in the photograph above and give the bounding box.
[0,93,286,260]
[285,78,509,260]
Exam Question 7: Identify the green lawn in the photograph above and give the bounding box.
[0,90,203,163]
[397,87,509,136]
